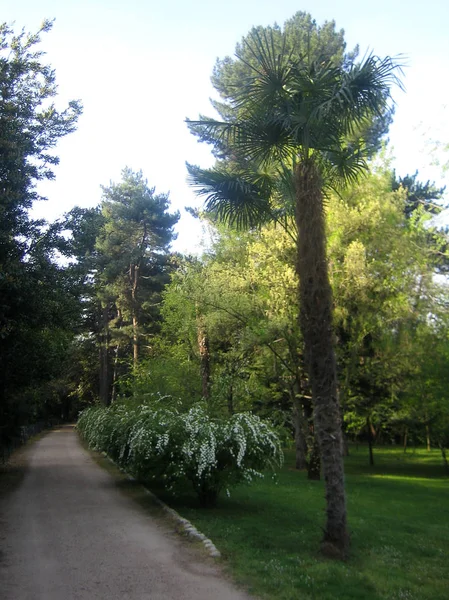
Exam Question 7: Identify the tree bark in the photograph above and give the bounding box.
[227,382,234,415]
[196,310,211,400]
[367,415,375,466]
[295,159,348,558]
[439,444,449,475]
[300,388,321,480]
[426,425,431,451]
[131,263,140,367]
[111,308,123,404]
[99,304,112,406]
[292,393,308,470]
[130,220,147,368]
[307,436,321,480]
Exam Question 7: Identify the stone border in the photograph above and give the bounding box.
[104,454,221,558]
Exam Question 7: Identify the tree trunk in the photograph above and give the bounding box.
[301,389,321,480]
[439,444,449,475]
[131,263,140,367]
[196,310,211,400]
[111,342,123,404]
[111,308,123,404]
[403,426,408,453]
[307,435,321,480]
[132,314,139,366]
[426,425,431,451]
[227,381,234,415]
[367,415,375,466]
[111,345,119,404]
[99,304,112,406]
[292,394,308,470]
[295,159,348,558]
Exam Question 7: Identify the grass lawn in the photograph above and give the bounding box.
[151,446,449,600]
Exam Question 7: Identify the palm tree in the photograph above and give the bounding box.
[187,29,402,557]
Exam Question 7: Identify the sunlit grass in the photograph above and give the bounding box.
[150,445,449,600]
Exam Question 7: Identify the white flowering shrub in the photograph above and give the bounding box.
[77,401,283,506]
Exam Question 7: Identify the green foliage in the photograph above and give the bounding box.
[58,170,181,409]
[122,347,202,406]
[326,166,449,451]
[77,400,283,506]
[156,229,301,420]
[0,21,82,432]
[96,168,179,328]
[0,20,82,218]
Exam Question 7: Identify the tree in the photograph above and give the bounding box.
[95,169,179,403]
[392,171,446,218]
[187,23,401,556]
[0,21,82,432]
[328,169,415,457]
[406,327,449,471]
[57,207,106,412]
[209,12,391,157]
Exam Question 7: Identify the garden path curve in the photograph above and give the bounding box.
[0,426,252,600]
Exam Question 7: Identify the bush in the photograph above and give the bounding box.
[77,399,283,506]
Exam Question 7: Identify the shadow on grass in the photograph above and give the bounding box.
[343,445,447,479]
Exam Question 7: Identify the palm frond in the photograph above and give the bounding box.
[320,143,370,192]
[318,54,403,133]
[234,29,296,111]
[186,118,235,148]
[186,163,274,229]
[188,112,297,168]
[187,35,404,195]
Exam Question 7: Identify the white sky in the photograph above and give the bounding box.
[3,0,449,252]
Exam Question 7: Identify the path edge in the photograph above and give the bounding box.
[103,453,221,558]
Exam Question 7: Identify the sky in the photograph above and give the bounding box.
[3,0,449,253]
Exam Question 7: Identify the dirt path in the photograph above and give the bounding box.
[0,426,252,600]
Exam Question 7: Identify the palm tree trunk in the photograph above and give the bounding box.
[307,435,321,480]
[294,159,349,558]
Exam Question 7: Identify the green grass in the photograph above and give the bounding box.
[150,446,449,600]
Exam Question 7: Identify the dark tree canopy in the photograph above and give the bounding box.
[0,21,82,435]
[392,170,447,217]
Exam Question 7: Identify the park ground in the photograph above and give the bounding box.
[149,444,449,600]
[1,431,448,600]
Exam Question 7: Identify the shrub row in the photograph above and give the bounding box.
[77,400,283,505]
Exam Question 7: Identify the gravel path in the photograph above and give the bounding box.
[0,426,252,600]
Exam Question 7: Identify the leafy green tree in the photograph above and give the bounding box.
[411,332,449,471]
[95,169,179,403]
[328,167,445,454]
[58,207,106,412]
[187,23,401,556]
[392,171,446,218]
[0,21,82,432]
[0,20,81,247]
